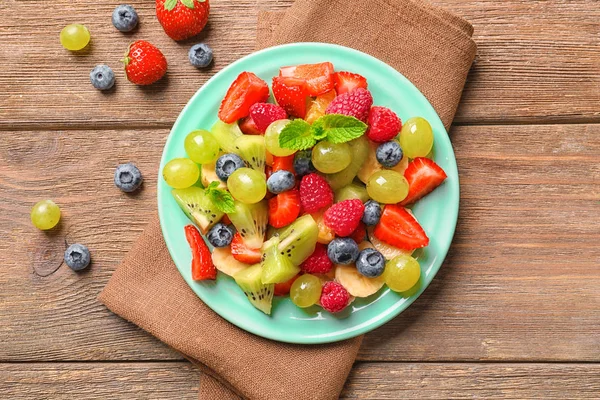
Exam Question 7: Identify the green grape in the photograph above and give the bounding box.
[290,274,322,308]
[398,117,434,158]
[162,158,200,189]
[227,167,267,204]
[60,24,90,51]
[184,130,220,164]
[366,170,409,204]
[383,254,421,292]
[265,119,295,157]
[311,141,351,174]
[31,200,61,230]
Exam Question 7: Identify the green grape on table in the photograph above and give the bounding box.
[265,119,295,157]
[290,274,322,308]
[31,200,61,230]
[383,254,421,292]
[398,117,434,158]
[311,141,351,174]
[162,158,200,189]
[60,24,91,51]
[184,130,220,164]
[366,170,409,204]
[228,167,267,204]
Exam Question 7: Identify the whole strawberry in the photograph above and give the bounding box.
[156,0,209,41]
[122,40,168,85]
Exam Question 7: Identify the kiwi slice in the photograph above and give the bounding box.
[210,120,243,154]
[227,200,268,249]
[275,214,318,266]
[233,135,266,175]
[335,182,369,203]
[172,186,224,234]
[233,263,274,315]
[200,160,226,189]
[261,237,300,284]
[326,135,370,190]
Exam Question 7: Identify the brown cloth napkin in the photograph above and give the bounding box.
[99,0,476,399]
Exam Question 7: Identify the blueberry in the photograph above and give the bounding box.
[89,65,115,91]
[114,163,143,192]
[356,248,385,277]
[112,4,139,32]
[376,141,403,167]
[327,238,359,265]
[189,43,213,68]
[293,150,315,177]
[216,154,245,181]
[267,170,295,194]
[64,243,91,271]
[362,200,381,226]
[206,223,234,248]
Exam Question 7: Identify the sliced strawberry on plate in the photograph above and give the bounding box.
[239,116,262,135]
[272,154,296,174]
[218,72,270,124]
[274,274,300,296]
[279,62,334,96]
[184,224,217,281]
[272,76,309,118]
[333,71,368,95]
[400,157,447,205]
[230,232,262,264]
[268,189,301,228]
[373,205,429,250]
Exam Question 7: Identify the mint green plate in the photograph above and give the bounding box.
[158,43,459,344]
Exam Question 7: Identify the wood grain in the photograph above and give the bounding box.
[1,362,599,399]
[1,124,598,362]
[0,0,599,129]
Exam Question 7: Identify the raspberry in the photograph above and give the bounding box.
[366,106,401,142]
[325,88,373,122]
[324,199,365,237]
[301,243,333,274]
[249,103,287,133]
[320,281,350,313]
[299,173,334,213]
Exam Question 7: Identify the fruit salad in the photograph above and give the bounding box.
[163,62,448,315]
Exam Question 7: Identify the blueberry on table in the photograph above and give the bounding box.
[327,238,359,265]
[215,153,245,182]
[189,43,213,68]
[267,170,295,194]
[356,248,385,277]
[64,243,91,271]
[362,200,381,226]
[376,141,403,167]
[114,163,143,192]
[90,65,115,91]
[112,4,139,32]
[207,223,234,248]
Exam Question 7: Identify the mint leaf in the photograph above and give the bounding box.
[205,183,235,213]
[164,0,177,10]
[311,119,328,141]
[278,119,316,150]
[317,114,367,144]
[180,0,195,8]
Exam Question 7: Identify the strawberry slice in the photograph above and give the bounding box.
[269,190,301,228]
[272,154,296,174]
[274,274,300,296]
[184,225,217,281]
[280,62,334,96]
[333,71,368,95]
[272,76,309,118]
[230,232,262,264]
[239,116,263,135]
[373,205,429,250]
[218,72,270,124]
[400,158,447,205]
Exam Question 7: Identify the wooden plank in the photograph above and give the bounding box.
[1,362,599,399]
[0,0,598,129]
[0,124,598,362]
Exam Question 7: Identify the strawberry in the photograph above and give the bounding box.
[218,72,269,123]
[400,157,447,205]
[249,103,287,133]
[373,205,429,250]
[305,90,336,124]
[324,199,365,237]
[269,190,301,228]
[272,76,309,118]
[299,173,334,214]
[333,71,368,95]
[122,40,168,86]
[279,62,334,96]
[366,106,402,142]
[274,274,299,296]
[272,154,295,174]
[300,243,333,274]
[349,222,367,243]
[239,116,262,135]
[156,0,209,41]
[184,224,216,280]
[230,232,262,264]
[325,88,373,122]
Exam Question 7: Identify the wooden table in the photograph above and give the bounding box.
[1,0,599,398]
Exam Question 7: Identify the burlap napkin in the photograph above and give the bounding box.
[99,0,476,398]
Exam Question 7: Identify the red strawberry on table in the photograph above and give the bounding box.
[122,40,168,85]
[218,72,269,123]
[333,71,368,95]
[156,0,209,41]
[373,204,429,250]
[400,157,447,205]
[272,76,309,118]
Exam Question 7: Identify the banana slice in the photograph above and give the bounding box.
[367,227,413,260]
[201,160,227,190]
[335,263,385,298]
[211,247,250,276]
